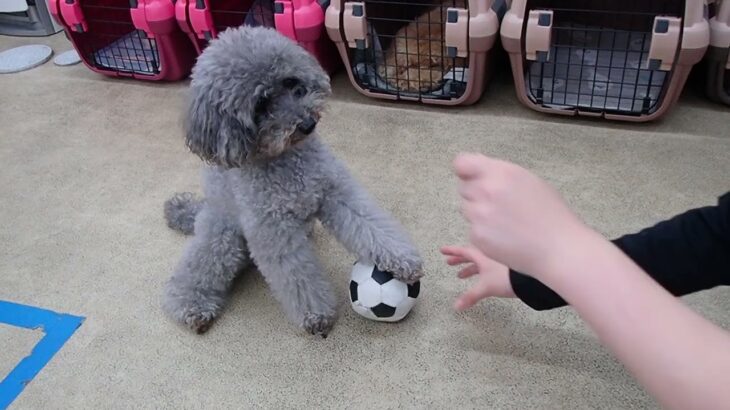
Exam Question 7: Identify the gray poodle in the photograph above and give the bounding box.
[162,26,423,337]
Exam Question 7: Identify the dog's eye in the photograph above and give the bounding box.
[282,77,300,89]
[293,86,307,98]
[283,77,307,98]
[254,96,269,116]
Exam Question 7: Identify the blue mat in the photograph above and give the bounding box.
[0,301,84,409]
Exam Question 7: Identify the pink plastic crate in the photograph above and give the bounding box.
[175,0,340,73]
[48,0,197,81]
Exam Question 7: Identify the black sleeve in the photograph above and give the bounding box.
[510,192,730,311]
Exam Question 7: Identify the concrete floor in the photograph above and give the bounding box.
[1,33,728,409]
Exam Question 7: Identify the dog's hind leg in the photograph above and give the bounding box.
[162,205,249,334]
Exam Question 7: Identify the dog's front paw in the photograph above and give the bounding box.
[168,302,219,334]
[164,302,218,334]
[163,285,224,334]
[379,253,424,284]
[302,312,336,338]
[182,310,217,334]
[391,266,423,284]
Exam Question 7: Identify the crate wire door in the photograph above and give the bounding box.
[524,0,685,116]
[350,0,470,101]
[79,0,161,75]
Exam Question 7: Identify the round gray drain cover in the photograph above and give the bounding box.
[54,49,81,66]
[0,44,53,74]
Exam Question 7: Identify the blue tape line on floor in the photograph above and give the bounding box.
[0,301,84,409]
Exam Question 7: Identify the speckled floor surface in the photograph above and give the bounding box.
[1,33,728,409]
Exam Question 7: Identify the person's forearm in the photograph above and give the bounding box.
[540,229,730,410]
[512,193,730,311]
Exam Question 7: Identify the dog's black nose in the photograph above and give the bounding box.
[297,117,317,135]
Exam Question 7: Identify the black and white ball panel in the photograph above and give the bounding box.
[349,262,419,322]
[370,303,396,318]
[407,281,420,298]
[349,281,359,302]
[370,267,393,285]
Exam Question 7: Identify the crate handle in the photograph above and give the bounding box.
[647,16,682,71]
[275,0,324,43]
[525,9,552,62]
[130,0,153,37]
[274,1,297,41]
[343,2,368,49]
[130,0,176,38]
[444,7,469,58]
[59,0,88,33]
[188,0,216,40]
[175,0,190,33]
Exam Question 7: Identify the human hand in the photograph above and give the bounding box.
[440,245,515,311]
[454,153,590,278]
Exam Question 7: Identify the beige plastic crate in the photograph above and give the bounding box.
[325,0,501,105]
[707,0,730,104]
[501,0,710,121]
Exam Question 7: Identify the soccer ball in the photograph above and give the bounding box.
[349,261,420,322]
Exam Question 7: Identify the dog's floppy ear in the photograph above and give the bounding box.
[184,87,256,167]
[184,88,219,163]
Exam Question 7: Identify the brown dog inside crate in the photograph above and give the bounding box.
[327,0,501,105]
[367,0,467,93]
[379,0,468,92]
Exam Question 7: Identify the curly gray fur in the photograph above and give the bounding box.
[164,192,204,235]
[162,27,423,337]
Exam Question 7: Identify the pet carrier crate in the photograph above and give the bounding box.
[48,0,197,80]
[174,0,340,73]
[325,0,502,105]
[707,0,730,105]
[501,0,710,121]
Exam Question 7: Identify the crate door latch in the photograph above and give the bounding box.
[274,1,297,42]
[130,0,151,38]
[188,0,217,41]
[444,7,469,58]
[647,16,682,71]
[343,2,368,49]
[59,0,88,33]
[525,10,552,62]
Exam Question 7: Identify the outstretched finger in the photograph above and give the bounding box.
[440,245,468,257]
[455,246,489,267]
[454,283,488,311]
[441,247,472,262]
[457,264,479,279]
[446,256,470,266]
[457,181,479,202]
[453,153,494,181]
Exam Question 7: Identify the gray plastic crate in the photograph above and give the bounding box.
[0,0,63,37]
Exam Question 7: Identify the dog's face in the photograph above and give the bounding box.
[185,27,331,167]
